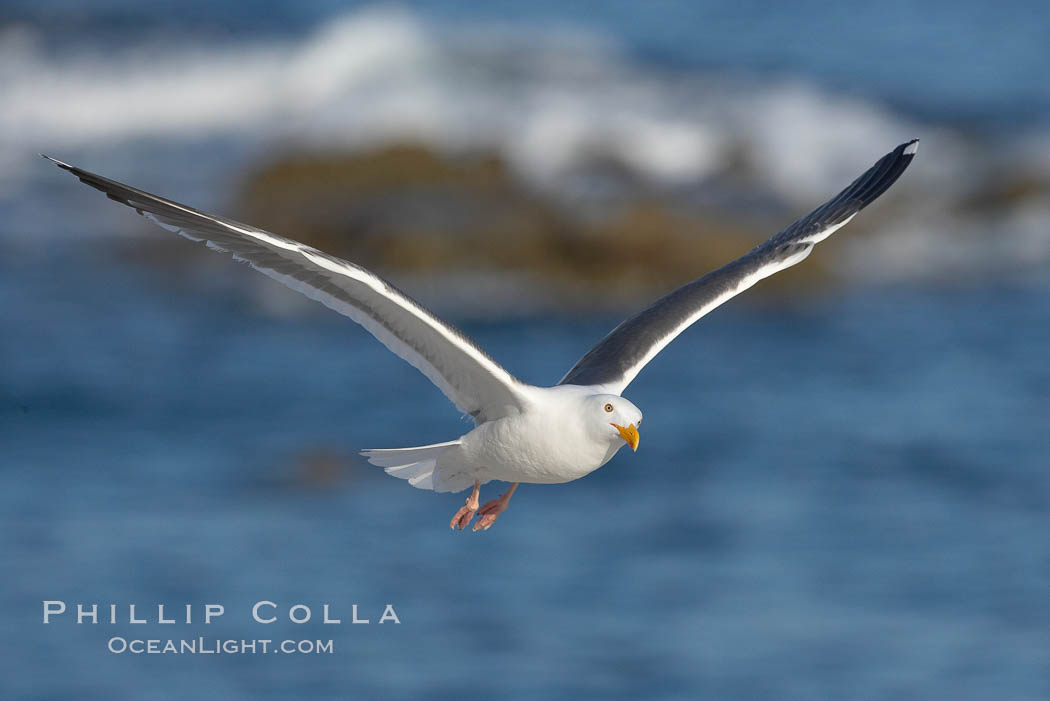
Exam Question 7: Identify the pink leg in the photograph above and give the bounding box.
[449,480,481,531]
[473,483,518,532]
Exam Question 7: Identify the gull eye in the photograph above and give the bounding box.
[604,403,614,413]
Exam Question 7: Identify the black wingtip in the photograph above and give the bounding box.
[41,154,74,171]
[902,138,919,156]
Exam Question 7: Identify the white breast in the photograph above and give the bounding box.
[459,386,620,485]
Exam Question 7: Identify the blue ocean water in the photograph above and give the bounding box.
[2,249,1049,699]
[3,1,1050,698]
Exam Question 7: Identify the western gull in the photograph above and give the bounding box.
[43,138,917,531]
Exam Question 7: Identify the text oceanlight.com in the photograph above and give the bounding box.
[107,637,334,655]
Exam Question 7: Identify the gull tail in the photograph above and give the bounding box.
[361,440,463,492]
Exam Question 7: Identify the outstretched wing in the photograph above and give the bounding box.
[45,156,531,423]
[559,139,918,393]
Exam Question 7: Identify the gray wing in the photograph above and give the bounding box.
[559,139,918,394]
[44,156,532,422]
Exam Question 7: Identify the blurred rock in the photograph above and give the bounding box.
[958,171,1050,213]
[288,447,380,490]
[225,142,836,313]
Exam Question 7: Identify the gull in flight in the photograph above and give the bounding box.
[44,139,917,531]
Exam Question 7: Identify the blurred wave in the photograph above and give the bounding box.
[6,5,1050,282]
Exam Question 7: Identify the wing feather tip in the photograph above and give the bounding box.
[903,139,919,156]
[41,154,73,170]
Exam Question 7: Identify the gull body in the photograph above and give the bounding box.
[44,138,917,531]
[360,384,640,491]
[457,386,641,486]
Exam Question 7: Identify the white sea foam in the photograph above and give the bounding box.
[9,6,1049,279]
[0,7,906,190]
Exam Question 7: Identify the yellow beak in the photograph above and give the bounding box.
[612,423,640,452]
